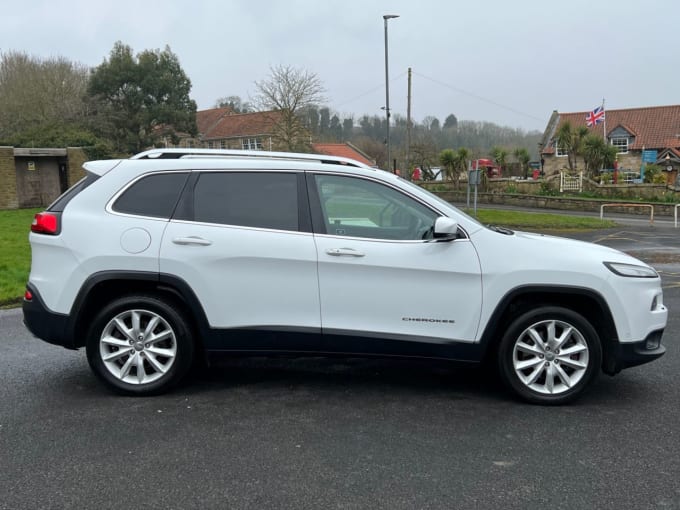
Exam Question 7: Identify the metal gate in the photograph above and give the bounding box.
[560,172,583,193]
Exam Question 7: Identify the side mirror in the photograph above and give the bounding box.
[433,216,459,241]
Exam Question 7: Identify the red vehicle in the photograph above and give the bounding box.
[475,158,501,177]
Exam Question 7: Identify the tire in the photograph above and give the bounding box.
[497,307,601,405]
[86,294,195,396]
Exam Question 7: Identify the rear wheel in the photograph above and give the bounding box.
[86,295,194,395]
[498,307,601,405]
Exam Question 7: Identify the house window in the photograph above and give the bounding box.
[555,142,568,157]
[220,140,227,149]
[611,137,629,154]
[207,141,214,149]
[241,138,263,150]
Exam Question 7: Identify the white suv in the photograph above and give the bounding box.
[23,149,668,404]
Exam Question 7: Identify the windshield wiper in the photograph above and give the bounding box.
[487,224,514,235]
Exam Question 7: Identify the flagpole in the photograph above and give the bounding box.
[602,98,606,143]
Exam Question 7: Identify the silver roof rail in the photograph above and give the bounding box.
[131,148,372,169]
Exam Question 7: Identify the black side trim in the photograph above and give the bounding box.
[202,326,483,362]
[322,331,483,361]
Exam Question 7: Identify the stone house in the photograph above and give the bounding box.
[167,108,375,166]
[540,104,680,184]
[166,107,283,151]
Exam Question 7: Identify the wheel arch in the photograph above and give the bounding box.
[67,271,210,354]
[478,285,619,374]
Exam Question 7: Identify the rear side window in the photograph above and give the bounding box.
[192,172,298,231]
[48,172,100,212]
[113,172,189,219]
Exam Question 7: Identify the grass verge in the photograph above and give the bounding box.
[466,208,617,231]
[0,208,40,307]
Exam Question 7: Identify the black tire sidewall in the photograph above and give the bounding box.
[498,307,602,405]
[86,294,194,396]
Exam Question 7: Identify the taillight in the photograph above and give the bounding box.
[31,212,59,234]
[24,289,33,301]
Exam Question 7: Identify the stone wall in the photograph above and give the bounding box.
[430,189,679,218]
[0,147,18,210]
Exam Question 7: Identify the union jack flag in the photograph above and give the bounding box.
[586,106,605,127]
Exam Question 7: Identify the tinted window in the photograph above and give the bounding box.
[193,172,298,231]
[48,172,99,212]
[313,174,438,240]
[113,172,189,218]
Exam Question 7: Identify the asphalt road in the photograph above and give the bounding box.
[1,227,679,510]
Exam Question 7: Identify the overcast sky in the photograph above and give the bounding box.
[3,0,678,132]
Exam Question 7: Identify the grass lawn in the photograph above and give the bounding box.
[0,208,40,306]
[0,207,616,307]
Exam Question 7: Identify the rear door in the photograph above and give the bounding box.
[160,170,320,338]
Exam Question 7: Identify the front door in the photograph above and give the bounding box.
[309,173,482,351]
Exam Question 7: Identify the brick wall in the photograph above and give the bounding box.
[0,147,18,210]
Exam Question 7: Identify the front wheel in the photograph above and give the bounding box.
[498,307,602,405]
[86,295,195,396]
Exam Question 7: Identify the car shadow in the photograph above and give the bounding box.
[185,356,508,402]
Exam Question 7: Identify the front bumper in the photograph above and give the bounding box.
[22,284,75,349]
[619,330,666,369]
[604,329,665,375]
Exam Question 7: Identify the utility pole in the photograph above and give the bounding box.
[406,67,412,180]
[383,14,399,172]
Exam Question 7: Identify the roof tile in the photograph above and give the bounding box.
[201,110,282,140]
[312,143,376,167]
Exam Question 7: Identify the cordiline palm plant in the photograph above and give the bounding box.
[454,147,471,184]
[439,147,471,189]
[439,149,456,182]
[581,135,618,178]
[490,146,508,174]
[513,147,531,178]
[556,122,589,171]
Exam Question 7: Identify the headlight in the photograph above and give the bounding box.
[604,261,658,278]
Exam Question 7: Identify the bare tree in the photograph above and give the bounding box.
[214,95,252,113]
[0,50,90,139]
[253,65,326,151]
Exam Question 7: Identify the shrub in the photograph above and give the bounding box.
[538,181,558,196]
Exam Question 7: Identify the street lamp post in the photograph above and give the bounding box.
[383,14,399,172]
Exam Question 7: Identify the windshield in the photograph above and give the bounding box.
[396,177,484,227]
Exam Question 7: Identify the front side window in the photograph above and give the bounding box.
[192,172,298,231]
[312,174,438,241]
[113,172,189,218]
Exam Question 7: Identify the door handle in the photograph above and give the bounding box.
[172,236,213,246]
[326,248,365,257]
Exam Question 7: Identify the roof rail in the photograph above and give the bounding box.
[131,148,372,169]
